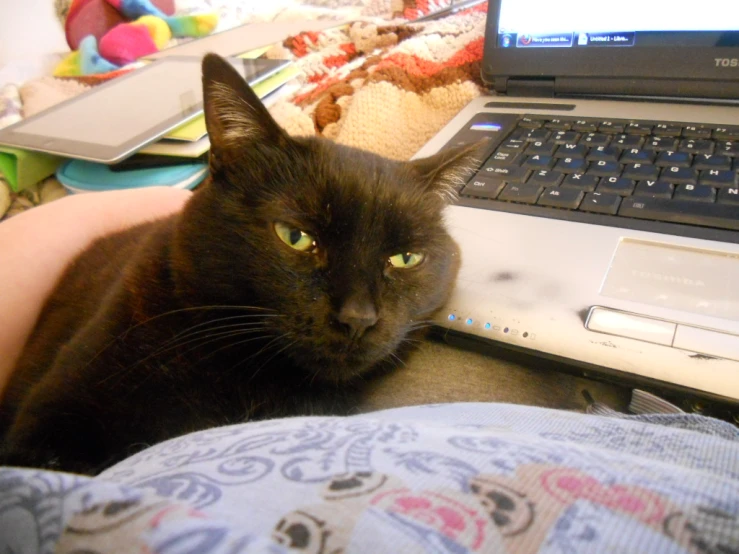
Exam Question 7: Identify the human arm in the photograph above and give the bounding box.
[0,187,191,397]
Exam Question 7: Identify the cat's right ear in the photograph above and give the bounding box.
[409,141,486,203]
[202,53,289,171]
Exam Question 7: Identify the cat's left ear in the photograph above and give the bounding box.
[201,53,289,170]
[410,141,486,202]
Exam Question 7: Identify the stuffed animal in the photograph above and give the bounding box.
[55,0,218,76]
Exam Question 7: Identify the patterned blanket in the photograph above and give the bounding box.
[3,403,738,553]
[0,1,487,219]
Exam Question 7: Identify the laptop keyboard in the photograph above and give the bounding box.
[459,114,739,234]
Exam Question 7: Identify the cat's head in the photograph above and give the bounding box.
[173,54,480,382]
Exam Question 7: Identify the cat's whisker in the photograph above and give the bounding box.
[406,318,434,328]
[194,333,290,384]
[188,333,275,367]
[388,351,407,369]
[122,305,280,339]
[86,305,281,378]
[99,326,273,386]
[149,326,273,363]
[308,366,322,387]
[157,319,276,353]
[240,337,297,382]
[239,335,292,381]
[159,311,283,343]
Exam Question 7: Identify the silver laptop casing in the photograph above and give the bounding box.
[417,96,739,401]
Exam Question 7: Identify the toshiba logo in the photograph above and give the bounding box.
[715,58,739,67]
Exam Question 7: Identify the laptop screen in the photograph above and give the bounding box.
[496,0,739,50]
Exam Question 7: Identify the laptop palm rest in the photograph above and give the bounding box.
[602,239,739,320]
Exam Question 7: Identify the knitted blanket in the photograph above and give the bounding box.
[267,2,487,160]
[0,2,488,219]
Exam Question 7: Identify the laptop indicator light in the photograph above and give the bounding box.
[470,122,503,132]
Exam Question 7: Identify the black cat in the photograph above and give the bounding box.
[0,54,479,475]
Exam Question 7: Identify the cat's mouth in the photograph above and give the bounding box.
[288,329,402,383]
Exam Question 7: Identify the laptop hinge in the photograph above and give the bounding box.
[498,78,556,98]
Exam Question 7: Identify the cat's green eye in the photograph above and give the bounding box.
[388,252,425,269]
[274,222,317,253]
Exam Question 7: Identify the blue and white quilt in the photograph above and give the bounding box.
[2,402,738,553]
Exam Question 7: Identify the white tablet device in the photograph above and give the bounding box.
[0,56,291,164]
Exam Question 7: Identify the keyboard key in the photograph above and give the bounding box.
[481,165,530,183]
[682,125,712,139]
[656,151,692,167]
[506,128,528,141]
[554,144,587,158]
[537,187,584,209]
[572,120,599,132]
[612,134,643,149]
[620,148,655,164]
[587,146,620,161]
[551,131,580,144]
[579,192,621,215]
[678,139,714,155]
[561,173,599,191]
[545,119,571,130]
[674,184,716,202]
[526,140,558,156]
[699,169,737,188]
[554,157,587,174]
[634,180,674,199]
[718,142,739,157]
[718,187,739,205]
[598,121,626,133]
[522,155,555,169]
[679,182,719,201]
[619,197,739,230]
[527,169,564,187]
[622,163,660,181]
[519,117,545,129]
[462,176,506,199]
[581,133,611,147]
[598,176,635,196]
[522,129,551,142]
[485,151,523,166]
[661,166,699,184]
[693,154,732,170]
[526,140,558,155]
[626,122,652,135]
[713,127,739,141]
[653,123,683,137]
[587,160,621,177]
[498,183,544,204]
[499,139,528,153]
[643,137,678,152]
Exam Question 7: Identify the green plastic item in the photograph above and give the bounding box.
[0,146,63,192]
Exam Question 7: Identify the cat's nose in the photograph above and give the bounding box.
[337,296,378,339]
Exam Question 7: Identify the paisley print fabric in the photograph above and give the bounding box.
[1,402,738,553]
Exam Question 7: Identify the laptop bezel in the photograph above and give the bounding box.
[482,0,739,95]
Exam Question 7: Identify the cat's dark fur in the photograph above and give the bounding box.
[0,54,478,474]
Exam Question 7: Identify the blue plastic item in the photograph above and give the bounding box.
[56,159,208,193]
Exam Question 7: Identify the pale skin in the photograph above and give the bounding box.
[0,187,192,398]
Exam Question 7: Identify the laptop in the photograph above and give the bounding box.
[418,0,739,408]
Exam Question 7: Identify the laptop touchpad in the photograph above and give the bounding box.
[601,238,739,320]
